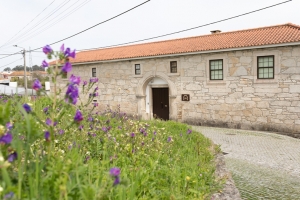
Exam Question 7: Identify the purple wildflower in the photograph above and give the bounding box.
[58,129,64,135]
[0,133,12,144]
[43,106,49,114]
[23,103,31,113]
[6,122,13,130]
[130,133,135,138]
[113,176,120,186]
[93,102,98,107]
[93,92,98,97]
[187,129,192,134]
[65,84,79,104]
[102,127,108,133]
[4,191,14,199]
[45,118,52,126]
[69,74,81,85]
[110,167,120,177]
[60,44,65,52]
[42,60,49,68]
[94,86,98,91]
[42,45,52,54]
[44,131,50,141]
[64,47,76,58]
[53,121,58,126]
[32,79,42,91]
[90,77,98,83]
[74,110,83,123]
[79,125,84,131]
[83,81,87,86]
[153,131,157,135]
[167,136,172,142]
[8,152,17,162]
[141,142,144,146]
[61,62,72,73]
[88,116,93,122]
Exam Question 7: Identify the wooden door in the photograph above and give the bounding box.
[152,88,169,120]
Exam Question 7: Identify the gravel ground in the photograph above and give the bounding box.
[192,126,300,200]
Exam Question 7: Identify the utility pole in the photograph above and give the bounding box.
[13,45,27,98]
[23,48,27,98]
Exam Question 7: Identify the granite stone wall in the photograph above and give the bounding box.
[57,45,300,133]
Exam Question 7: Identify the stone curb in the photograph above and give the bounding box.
[211,152,241,200]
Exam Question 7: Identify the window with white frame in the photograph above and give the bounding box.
[257,55,274,79]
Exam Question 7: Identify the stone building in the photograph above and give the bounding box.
[58,23,300,133]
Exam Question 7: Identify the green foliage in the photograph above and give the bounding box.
[0,45,222,199]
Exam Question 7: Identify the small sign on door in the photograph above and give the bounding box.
[181,94,190,101]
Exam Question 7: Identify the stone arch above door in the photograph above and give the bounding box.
[136,71,177,97]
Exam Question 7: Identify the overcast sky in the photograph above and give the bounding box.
[0,0,299,70]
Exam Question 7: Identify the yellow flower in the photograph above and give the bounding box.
[186,176,191,181]
[0,125,5,136]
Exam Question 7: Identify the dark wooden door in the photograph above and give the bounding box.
[152,88,169,120]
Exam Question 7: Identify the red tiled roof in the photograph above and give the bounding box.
[8,71,31,76]
[67,23,300,64]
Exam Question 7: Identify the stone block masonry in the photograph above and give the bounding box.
[57,45,300,134]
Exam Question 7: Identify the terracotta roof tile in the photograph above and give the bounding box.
[8,71,31,76]
[65,23,300,64]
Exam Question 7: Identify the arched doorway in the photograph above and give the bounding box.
[136,72,177,120]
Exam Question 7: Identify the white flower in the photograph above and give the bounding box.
[0,186,3,192]
[54,140,59,143]
[0,155,4,162]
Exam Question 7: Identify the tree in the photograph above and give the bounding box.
[3,67,11,71]
[32,65,44,71]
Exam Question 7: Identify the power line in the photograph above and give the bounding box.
[0,58,23,69]
[0,0,56,49]
[30,0,151,51]
[0,51,22,60]
[11,0,91,47]
[0,0,71,50]
[75,0,292,52]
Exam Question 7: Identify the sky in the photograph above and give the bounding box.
[0,0,299,71]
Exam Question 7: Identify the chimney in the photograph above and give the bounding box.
[210,30,221,34]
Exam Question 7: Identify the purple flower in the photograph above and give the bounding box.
[6,122,13,130]
[42,60,49,68]
[153,131,157,135]
[69,74,81,85]
[61,62,72,73]
[79,125,84,131]
[58,129,64,135]
[42,45,53,54]
[88,116,93,122]
[83,81,87,86]
[32,79,42,91]
[65,84,79,104]
[110,167,120,177]
[23,103,31,113]
[4,191,14,199]
[60,44,65,52]
[43,106,49,114]
[94,86,98,91]
[167,136,172,142]
[130,133,135,138]
[53,121,58,126]
[93,102,98,107]
[8,152,17,162]
[44,131,50,141]
[74,110,83,122]
[45,118,52,126]
[0,133,12,144]
[93,92,98,97]
[113,176,120,186]
[102,127,108,133]
[64,47,76,58]
[90,77,98,83]
[187,129,192,134]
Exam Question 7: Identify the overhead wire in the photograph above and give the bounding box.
[0,0,56,49]
[0,0,71,50]
[12,0,91,46]
[0,58,23,69]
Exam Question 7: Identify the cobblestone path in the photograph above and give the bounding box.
[192,126,300,200]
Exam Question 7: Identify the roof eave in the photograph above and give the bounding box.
[71,41,300,66]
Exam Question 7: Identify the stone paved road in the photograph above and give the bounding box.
[192,126,300,200]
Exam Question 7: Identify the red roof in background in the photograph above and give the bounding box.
[63,23,300,64]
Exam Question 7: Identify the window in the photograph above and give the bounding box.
[257,56,274,79]
[135,64,141,75]
[170,61,177,73]
[92,68,96,77]
[209,59,223,80]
